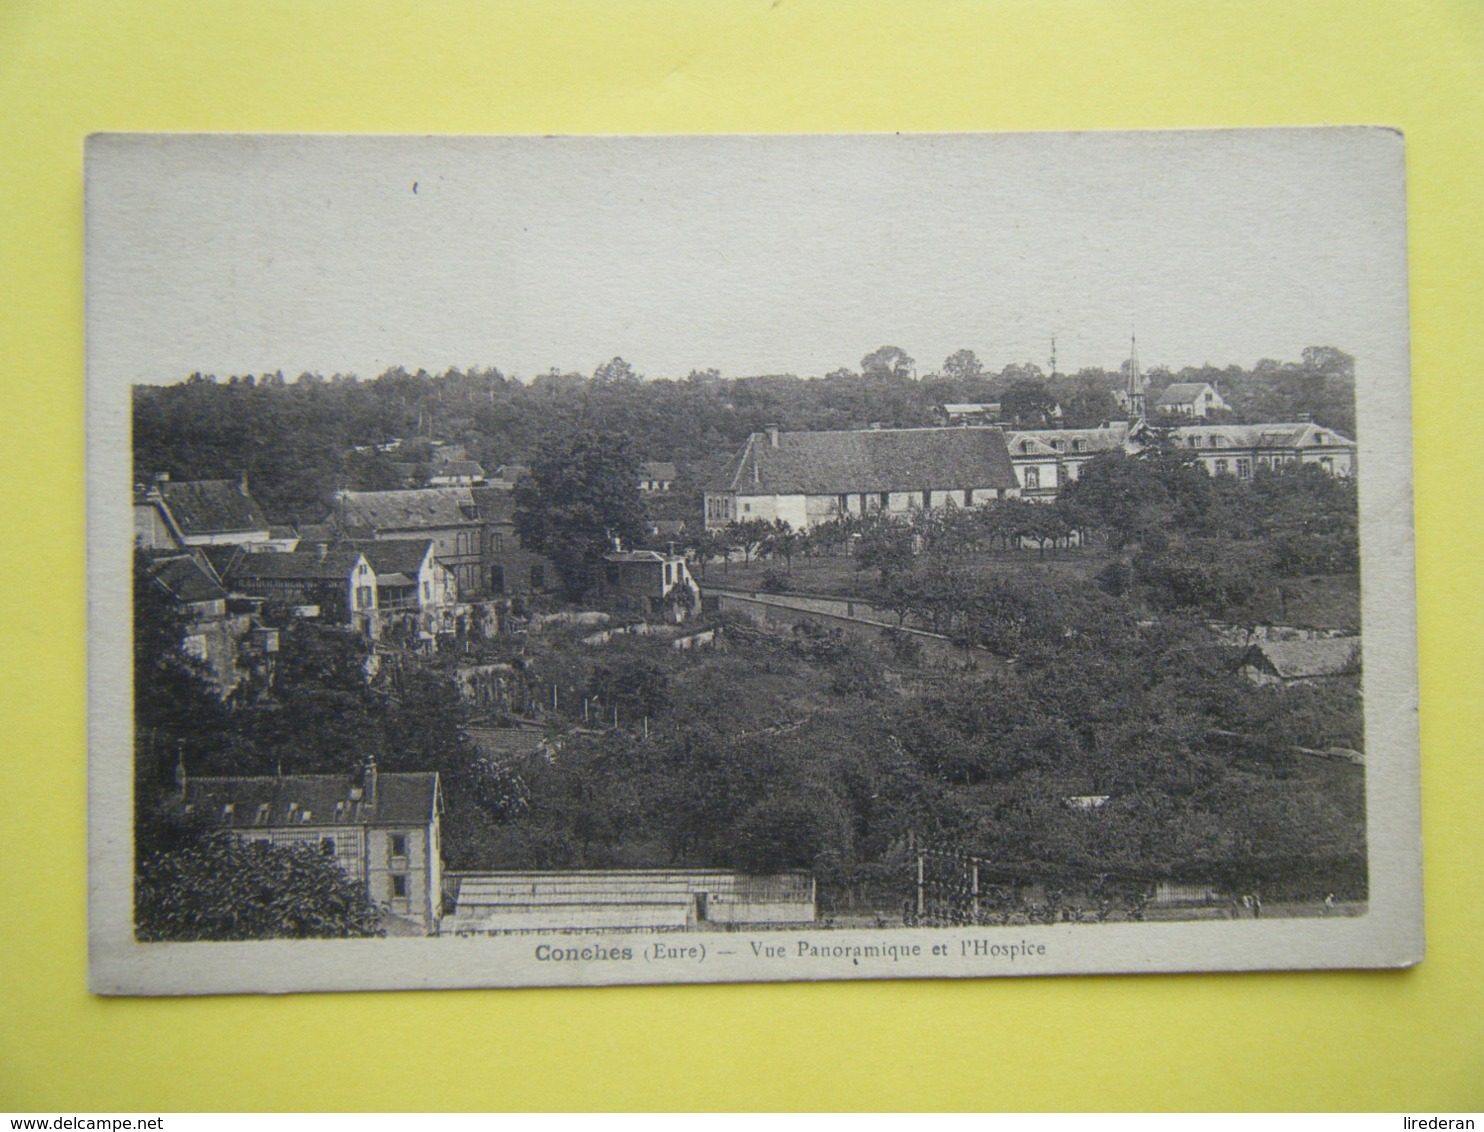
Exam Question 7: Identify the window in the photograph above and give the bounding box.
[321,838,336,855]
[1321,457,1334,474]
[1315,432,1327,444]
[1189,436,1201,447]
[1025,468,1040,490]
[1214,459,1229,475]
[390,874,408,899]
[1072,439,1086,453]
[880,492,890,510]
[422,580,431,600]
[1051,439,1063,451]
[489,564,505,593]
[390,833,408,859]
[1020,440,1031,453]
[743,503,751,513]
[1236,458,1252,480]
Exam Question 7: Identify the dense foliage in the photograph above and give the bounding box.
[132,347,1355,520]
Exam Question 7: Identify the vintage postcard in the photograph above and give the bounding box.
[87,130,1421,995]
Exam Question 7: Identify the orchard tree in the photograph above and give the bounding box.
[513,432,647,598]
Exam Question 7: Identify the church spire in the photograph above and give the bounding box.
[1126,328,1146,419]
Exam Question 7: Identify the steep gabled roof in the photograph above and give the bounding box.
[222,548,368,583]
[353,538,436,578]
[338,488,478,531]
[1155,382,1218,405]
[182,772,439,829]
[713,427,1019,496]
[158,479,271,537]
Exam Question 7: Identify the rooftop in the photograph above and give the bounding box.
[182,771,439,829]
[151,479,271,537]
[337,488,478,531]
[713,426,1019,496]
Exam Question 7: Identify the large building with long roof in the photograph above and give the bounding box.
[704,425,1021,530]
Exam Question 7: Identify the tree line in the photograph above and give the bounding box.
[132,346,1355,520]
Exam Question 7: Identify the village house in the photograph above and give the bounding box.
[351,538,455,612]
[934,402,1002,427]
[486,464,529,491]
[179,763,443,934]
[333,488,484,597]
[215,545,378,625]
[427,460,488,487]
[134,473,272,549]
[601,547,699,620]
[704,425,1021,530]
[143,551,250,695]
[1153,382,1231,418]
[638,462,677,493]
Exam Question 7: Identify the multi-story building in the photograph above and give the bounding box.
[179,764,443,934]
[704,425,1021,530]
[1004,423,1134,499]
[334,488,484,597]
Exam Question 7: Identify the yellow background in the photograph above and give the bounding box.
[2,0,1481,1111]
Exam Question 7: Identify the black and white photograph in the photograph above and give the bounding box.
[86,130,1421,994]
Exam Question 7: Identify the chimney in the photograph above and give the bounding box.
[153,471,171,484]
[363,760,379,808]
[174,750,187,795]
[238,470,249,497]
[765,424,780,448]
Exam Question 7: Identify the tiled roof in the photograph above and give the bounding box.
[714,427,1019,495]
[432,460,487,478]
[149,554,227,605]
[159,480,270,536]
[1165,423,1354,449]
[470,487,516,524]
[1155,382,1216,405]
[353,538,435,578]
[338,488,478,531]
[1006,424,1131,457]
[222,548,367,582]
[1247,638,1360,679]
[182,772,439,829]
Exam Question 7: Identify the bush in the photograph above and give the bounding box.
[760,568,791,593]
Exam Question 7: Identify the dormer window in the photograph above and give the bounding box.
[1020,440,1031,453]
[1072,439,1086,453]
[254,803,271,825]
[221,802,235,817]
[300,810,312,823]
[1315,432,1327,444]
[1051,439,1063,451]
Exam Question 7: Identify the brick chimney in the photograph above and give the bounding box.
[765,424,780,447]
[363,759,379,808]
[238,470,250,497]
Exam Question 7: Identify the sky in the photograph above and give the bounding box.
[86,129,1408,388]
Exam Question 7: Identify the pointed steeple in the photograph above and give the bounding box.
[1126,328,1146,420]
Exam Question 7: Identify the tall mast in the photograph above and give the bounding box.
[1049,336,1058,380]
